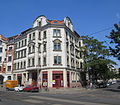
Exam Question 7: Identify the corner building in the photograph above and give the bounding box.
[13,15,84,88]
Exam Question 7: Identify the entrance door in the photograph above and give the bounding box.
[53,72,63,88]
[32,72,37,86]
[67,72,70,87]
[17,75,22,85]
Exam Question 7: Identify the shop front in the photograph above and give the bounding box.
[52,71,63,88]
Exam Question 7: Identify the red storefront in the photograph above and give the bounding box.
[52,71,63,88]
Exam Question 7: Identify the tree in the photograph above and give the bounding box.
[80,36,116,83]
[107,24,120,60]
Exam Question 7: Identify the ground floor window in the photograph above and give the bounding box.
[8,76,11,80]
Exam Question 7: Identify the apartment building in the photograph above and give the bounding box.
[0,15,84,88]
[0,35,14,83]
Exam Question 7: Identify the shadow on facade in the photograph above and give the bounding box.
[0,75,4,84]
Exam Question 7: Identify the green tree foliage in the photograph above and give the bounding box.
[107,24,120,60]
[80,36,116,82]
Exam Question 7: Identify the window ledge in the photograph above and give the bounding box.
[53,64,62,66]
[53,36,61,38]
[53,50,62,52]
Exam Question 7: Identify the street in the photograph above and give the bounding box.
[0,83,120,105]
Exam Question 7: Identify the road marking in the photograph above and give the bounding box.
[29,96,109,105]
[23,99,43,104]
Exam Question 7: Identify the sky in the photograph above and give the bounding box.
[0,0,120,68]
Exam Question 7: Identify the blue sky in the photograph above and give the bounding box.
[0,0,120,67]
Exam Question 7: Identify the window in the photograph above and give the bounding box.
[38,57,41,66]
[14,63,16,70]
[43,56,46,66]
[32,58,35,66]
[0,40,2,45]
[8,56,12,62]
[53,39,61,51]
[43,31,46,39]
[33,45,35,52]
[53,29,61,37]
[0,47,2,53]
[21,62,23,69]
[22,40,24,46]
[39,21,41,27]
[71,58,75,68]
[9,47,12,51]
[29,34,31,41]
[54,42,61,50]
[54,40,61,51]
[38,43,41,52]
[25,39,27,45]
[66,31,68,40]
[33,32,35,40]
[67,56,69,66]
[21,50,23,58]
[28,59,30,67]
[39,32,41,39]
[24,61,26,68]
[19,42,20,48]
[8,76,11,80]
[0,57,2,63]
[66,42,69,52]
[28,46,31,53]
[18,62,19,69]
[24,49,26,57]
[8,66,11,71]
[43,43,46,52]
[70,44,74,55]
[54,56,61,65]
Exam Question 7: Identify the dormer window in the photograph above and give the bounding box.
[68,22,70,28]
[39,21,41,27]
[54,21,58,23]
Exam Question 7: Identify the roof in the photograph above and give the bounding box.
[0,35,8,41]
[48,20,64,24]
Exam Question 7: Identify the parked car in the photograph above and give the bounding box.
[97,82,108,88]
[14,85,24,92]
[117,86,120,89]
[23,85,39,92]
[112,80,116,84]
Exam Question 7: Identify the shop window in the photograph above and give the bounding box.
[8,76,11,80]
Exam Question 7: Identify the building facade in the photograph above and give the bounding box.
[0,15,84,88]
[0,35,14,83]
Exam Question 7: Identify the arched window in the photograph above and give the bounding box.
[53,39,61,51]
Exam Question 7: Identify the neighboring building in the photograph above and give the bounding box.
[0,15,84,88]
[0,35,14,82]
